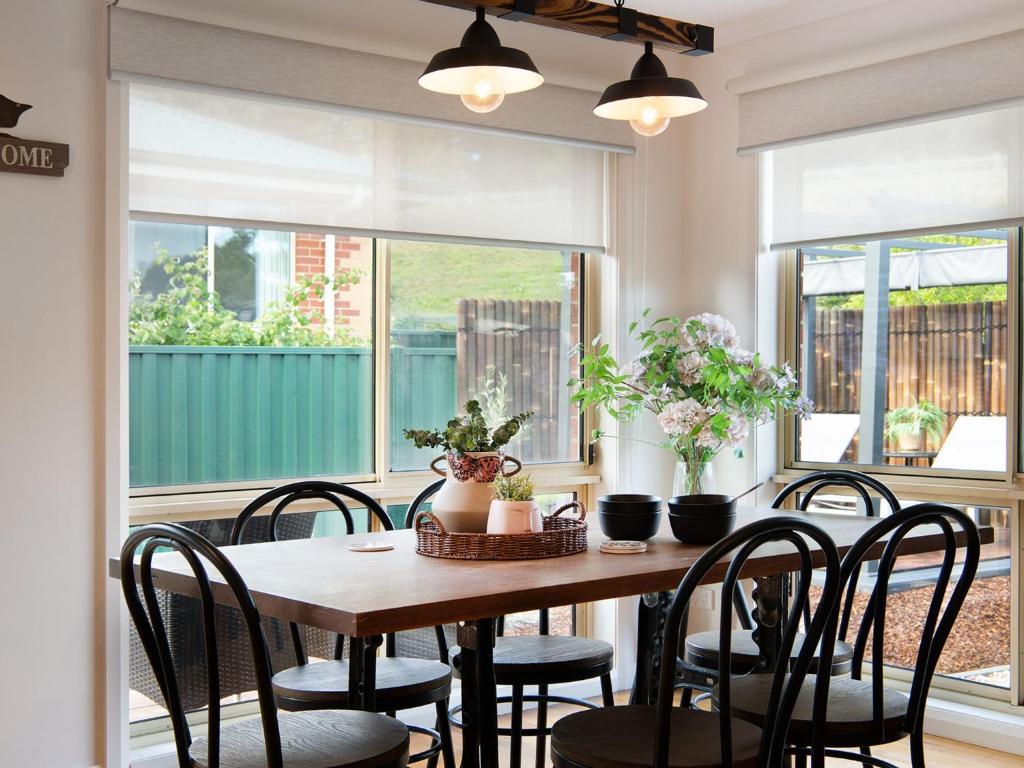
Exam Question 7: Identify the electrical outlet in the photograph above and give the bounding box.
[692,586,715,611]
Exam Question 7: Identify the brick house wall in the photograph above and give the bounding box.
[293,233,373,341]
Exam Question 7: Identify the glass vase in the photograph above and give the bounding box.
[673,459,715,497]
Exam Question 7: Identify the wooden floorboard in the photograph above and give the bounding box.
[405,690,1021,768]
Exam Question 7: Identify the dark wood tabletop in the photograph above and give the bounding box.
[109,507,992,637]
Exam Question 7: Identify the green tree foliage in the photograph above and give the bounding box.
[128,246,366,347]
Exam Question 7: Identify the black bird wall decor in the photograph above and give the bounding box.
[0,94,32,137]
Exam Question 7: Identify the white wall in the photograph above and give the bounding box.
[0,1,106,766]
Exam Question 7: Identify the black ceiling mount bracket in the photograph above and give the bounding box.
[691,25,715,56]
[603,5,637,42]
[499,0,536,22]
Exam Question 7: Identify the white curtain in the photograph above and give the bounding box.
[769,103,1024,248]
[129,83,606,251]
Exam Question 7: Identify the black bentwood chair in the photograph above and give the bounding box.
[406,480,615,768]
[724,502,982,768]
[230,481,456,768]
[551,516,844,768]
[681,470,901,705]
[121,523,410,768]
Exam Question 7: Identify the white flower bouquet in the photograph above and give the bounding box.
[570,311,811,494]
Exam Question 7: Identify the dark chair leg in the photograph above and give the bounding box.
[534,683,548,768]
[678,686,693,709]
[436,698,456,768]
[510,685,524,768]
[600,673,614,707]
[794,751,807,768]
[861,745,874,768]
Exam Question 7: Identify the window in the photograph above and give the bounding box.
[792,228,1014,474]
[800,493,1011,691]
[129,221,375,488]
[389,241,583,471]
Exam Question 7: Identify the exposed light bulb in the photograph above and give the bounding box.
[460,78,506,113]
[629,104,671,137]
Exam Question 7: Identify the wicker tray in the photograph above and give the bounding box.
[414,501,588,560]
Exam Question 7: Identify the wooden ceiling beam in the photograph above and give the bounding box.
[419,1,714,56]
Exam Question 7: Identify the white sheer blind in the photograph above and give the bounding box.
[738,28,1024,154]
[769,104,1024,248]
[129,83,606,251]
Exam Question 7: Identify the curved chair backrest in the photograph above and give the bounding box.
[656,517,844,768]
[839,502,980,743]
[121,523,284,768]
[230,480,395,545]
[771,470,900,517]
[770,470,902,637]
[230,480,396,666]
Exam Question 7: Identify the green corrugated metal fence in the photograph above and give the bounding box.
[388,346,458,471]
[129,344,458,487]
[129,346,374,487]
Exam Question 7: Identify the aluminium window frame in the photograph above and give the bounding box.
[777,226,1024,707]
[125,218,600,522]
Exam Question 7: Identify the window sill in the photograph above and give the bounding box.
[771,471,1024,503]
[128,464,601,523]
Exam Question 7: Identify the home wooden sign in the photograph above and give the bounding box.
[0,135,70,177]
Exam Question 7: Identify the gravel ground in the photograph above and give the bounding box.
[813,575,1009,675]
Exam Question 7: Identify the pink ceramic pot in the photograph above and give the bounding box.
[486,500,543,535]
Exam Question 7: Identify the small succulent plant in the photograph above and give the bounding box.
[494,474,535,502]
[403,399,532,455]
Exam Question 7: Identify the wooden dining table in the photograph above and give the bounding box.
[111,507,991,768]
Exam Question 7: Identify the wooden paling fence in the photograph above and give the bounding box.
[457,299,577,464]
[810,300,1007,449]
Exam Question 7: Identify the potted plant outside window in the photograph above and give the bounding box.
[884,399,945,452]
[404,400,532,532]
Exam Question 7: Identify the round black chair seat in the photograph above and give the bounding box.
[451,635,614,685]
[685,630,854,675]
[551,704,762,768]
[273,657,452,712]
[189,709,409,768]
[718,674,910,748]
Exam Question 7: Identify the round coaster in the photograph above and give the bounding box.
[348,542,394,552]
[600,540,648,554]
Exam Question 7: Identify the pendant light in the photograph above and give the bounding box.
[419,7,544,114]
[595,41,707,137]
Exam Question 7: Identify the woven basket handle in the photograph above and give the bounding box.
[429,455,448,477]
[414,510,448,536]
[550,500,587,521]
[501,455,523,477]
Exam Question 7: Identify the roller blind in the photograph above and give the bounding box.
[737,28,1024,154]
[129,83,607,251]
[769,103,1024,248]
[110,7,632,153]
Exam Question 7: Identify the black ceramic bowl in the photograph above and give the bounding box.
[667,494,737,517]
[668,512,736,545]
[598,494,663,515]
[597,509,662,541]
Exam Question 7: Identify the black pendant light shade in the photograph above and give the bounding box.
[419,7,544,112]
[595,41,707,135]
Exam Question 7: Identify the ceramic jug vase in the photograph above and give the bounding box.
[429,451,522,533]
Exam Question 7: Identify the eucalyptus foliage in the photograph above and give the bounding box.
[403,399,533,454]
[570,310,812,468]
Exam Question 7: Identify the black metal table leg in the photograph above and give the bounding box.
[456,619,497,768]
[752,575,787,671]
[630,591,672,705]
[348,634,382,711]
